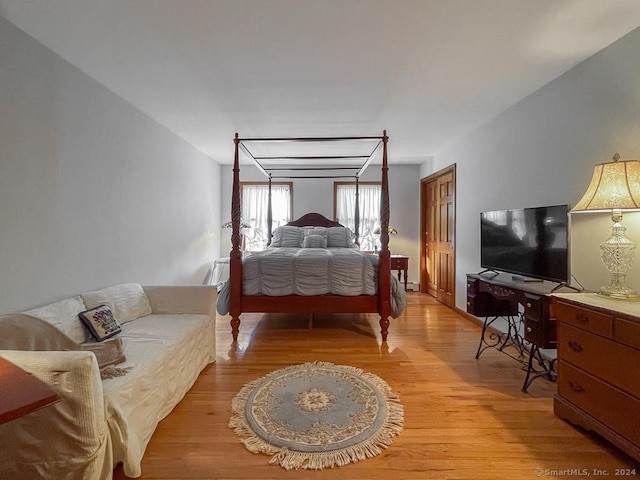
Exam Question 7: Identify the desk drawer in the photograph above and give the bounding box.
[554,300,614,338]
[525,316,556,349]
[558,361,640,446]
[466,295,481,316]
[466,294,498,317]
[467,278,479,296]
[558,323,640,398]
[524,293,544,320]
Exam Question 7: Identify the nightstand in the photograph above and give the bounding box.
[390,255,409,291]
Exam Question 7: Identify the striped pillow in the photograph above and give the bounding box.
[326,227,355,247]
[271,226,304,247]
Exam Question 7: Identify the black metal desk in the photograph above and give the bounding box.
[467,272,575,392]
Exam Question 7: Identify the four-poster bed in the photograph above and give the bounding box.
[224,131,403,342]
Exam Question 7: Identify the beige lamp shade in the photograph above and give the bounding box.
[572,154,640,212]
[572,154,640,299]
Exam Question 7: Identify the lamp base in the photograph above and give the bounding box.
[598,216,639,301]
[597,285,640,301]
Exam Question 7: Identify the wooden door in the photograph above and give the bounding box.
[421,165,456,308]
[423,180,438,297]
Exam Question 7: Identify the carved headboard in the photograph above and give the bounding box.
[285,212,344,228]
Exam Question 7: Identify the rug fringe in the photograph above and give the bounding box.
[228,361,404,470]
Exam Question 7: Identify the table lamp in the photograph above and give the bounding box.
[222,218,251,249]
[571,153,640,299]
[373,225,398,235]
[373,225,397,253]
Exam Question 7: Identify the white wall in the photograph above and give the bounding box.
[421,26,640,310]
[0,17,221,313]
[219,163,421,283]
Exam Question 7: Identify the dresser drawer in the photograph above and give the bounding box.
[558,323,640,398]
[615,318,640,351]
[553,300,614,338]
[558,361,640,447]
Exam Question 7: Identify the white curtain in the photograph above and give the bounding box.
[335,184,381,251]
[242,184,291,251]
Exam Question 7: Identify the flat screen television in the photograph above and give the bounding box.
[480,204,570,283]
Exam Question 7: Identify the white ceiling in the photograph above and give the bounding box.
[3,0,640,165]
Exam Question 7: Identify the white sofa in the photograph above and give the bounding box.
[0,283,217,479]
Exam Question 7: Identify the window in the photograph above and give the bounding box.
[241,182,292,251]
[334,182,381,251]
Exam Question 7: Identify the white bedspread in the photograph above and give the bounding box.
[217,247,407,318]
[243,247,376,296]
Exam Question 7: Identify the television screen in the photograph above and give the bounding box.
[480,204,570,283]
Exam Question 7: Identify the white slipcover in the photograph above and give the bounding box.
[0,284,216,479]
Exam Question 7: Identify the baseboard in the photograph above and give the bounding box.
[406,281,420,292]
[455,306,484,327]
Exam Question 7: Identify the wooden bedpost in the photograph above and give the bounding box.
[267,175,273,246]
[378,130,391,342]
[354,177,360,246]
[230,133,242,341]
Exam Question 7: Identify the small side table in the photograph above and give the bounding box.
[390,255,409,291]
[0,356,59,424]
[211,257,230,287]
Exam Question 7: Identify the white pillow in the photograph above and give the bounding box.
[326,227,356,247]
[303,234,328,248]
[81,283,152,324]
[270,227,283,247]
[271,226,304,247]
[303,227,328,239]
[24,296,88,343]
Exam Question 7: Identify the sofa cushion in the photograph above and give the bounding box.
[79,305,122,342]
[82,283,152,324]
[23,296,89,343]
[101,313,215,476]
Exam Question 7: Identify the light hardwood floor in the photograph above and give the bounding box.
[114,293,639,480]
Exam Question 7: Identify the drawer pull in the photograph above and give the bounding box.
[526,302,532,308]
[526,327,532,333]
[568,381,584,393]
[575,313,589,324]
[568,341,583,353]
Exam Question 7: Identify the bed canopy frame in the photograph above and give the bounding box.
[229,131,391,342]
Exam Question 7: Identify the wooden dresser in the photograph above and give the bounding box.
[551,293,640,461]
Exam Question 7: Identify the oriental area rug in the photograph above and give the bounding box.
[229,361,404,470]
